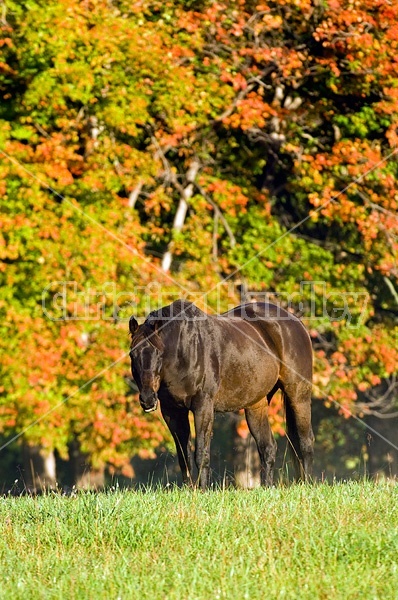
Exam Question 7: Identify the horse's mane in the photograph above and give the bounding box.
[147,300,205,323]
[130,324,164,352]
[130,301,206,352]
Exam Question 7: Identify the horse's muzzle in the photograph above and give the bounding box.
[139,392,158,413]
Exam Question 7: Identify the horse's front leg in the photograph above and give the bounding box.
[160,402,192,485]
[192,395,214,490]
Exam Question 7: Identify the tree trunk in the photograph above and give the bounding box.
[229,286,261,488]
[23,444,57,492]
[232,415,261,488]
[161,160,200,272]
[128,180,143,208]
[68,440,105,489]
[365,415,398,478]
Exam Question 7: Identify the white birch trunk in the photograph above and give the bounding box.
[23,444,57,492]
[128,180,143,209]
[161,160,200,272]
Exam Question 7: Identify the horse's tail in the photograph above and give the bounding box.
[283,390,304,479]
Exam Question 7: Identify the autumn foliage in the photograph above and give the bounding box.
[0,0,397,477]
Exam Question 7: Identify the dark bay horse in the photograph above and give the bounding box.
[129,300,314,489]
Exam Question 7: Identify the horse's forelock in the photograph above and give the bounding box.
[131,324,164,352]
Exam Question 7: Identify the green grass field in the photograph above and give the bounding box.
[0,481,397,599]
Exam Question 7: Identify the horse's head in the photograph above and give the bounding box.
[129,316,164,413]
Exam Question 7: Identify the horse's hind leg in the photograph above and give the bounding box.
[245,399,277,486]
[283,381,314,481]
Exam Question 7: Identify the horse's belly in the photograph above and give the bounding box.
[214,357,279,412]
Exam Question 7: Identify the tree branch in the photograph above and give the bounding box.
[194,182,236,248]
[212,84,256,124]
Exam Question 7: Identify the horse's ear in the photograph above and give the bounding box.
[129,316,139,335]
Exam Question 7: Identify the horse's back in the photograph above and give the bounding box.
[222,302,312,381]
[223,301,301,324]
